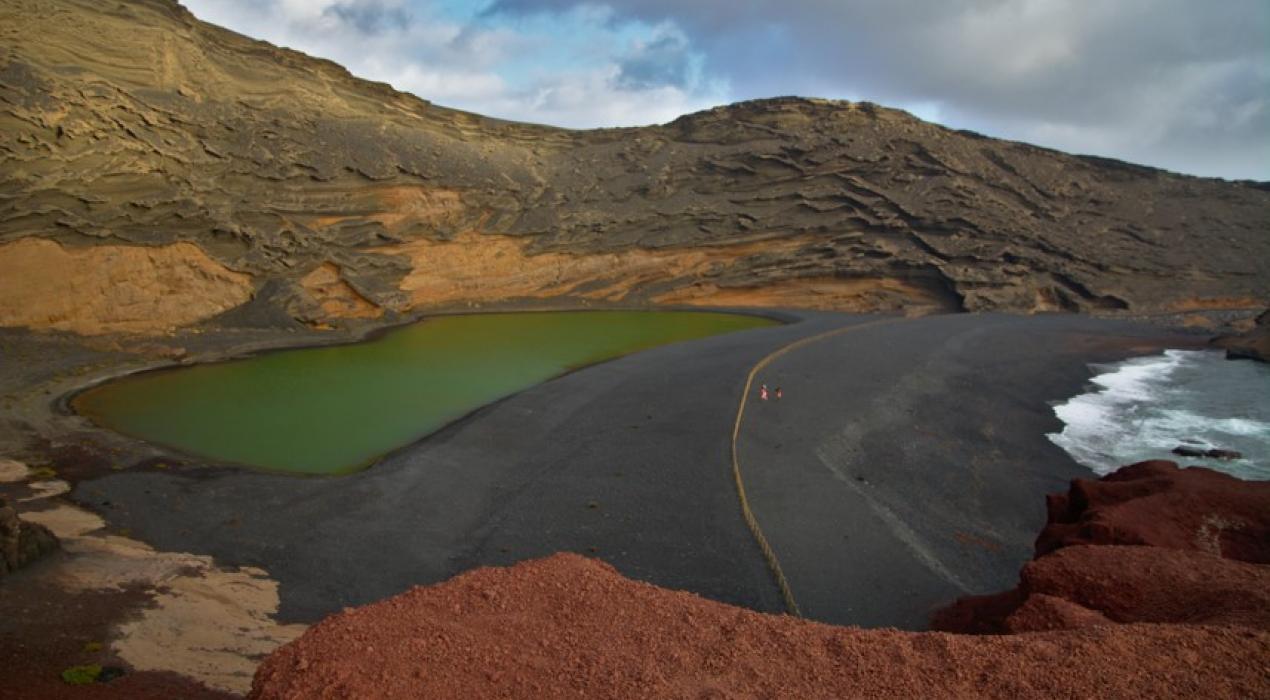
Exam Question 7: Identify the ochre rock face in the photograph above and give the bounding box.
[298,263,383,322]
[380,232,957,314]
[249,553,1270,699]
[2,0,1269,335]
[933,461,1270,634]
[0,238,253,335]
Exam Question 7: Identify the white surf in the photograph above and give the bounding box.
[1047,349,1270,480]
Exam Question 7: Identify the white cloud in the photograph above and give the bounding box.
[182,0,724,129]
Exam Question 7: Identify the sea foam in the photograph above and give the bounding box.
[1047,350,1270,480]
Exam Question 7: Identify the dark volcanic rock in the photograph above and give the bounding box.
[1212,309,1270,363]
[0,496,59,576]
[1,0,1268,336]
[1168,445,1240,459]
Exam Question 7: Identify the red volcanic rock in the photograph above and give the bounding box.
[251,554,1270,700]
[1002,594,1111,633]
[1007,545,1270,631]
[935,460,1270,635]
[928,589,1023,635]
[1037,460,1270,562]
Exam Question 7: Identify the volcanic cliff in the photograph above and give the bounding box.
[2,0,1268,338]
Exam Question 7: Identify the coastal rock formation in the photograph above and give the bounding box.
[1005,545,1270,631]
[0,495,59,576]
[2,0,1269,336]
[250,553,1270,699]
[1212,309,1270,363]
[932,460,1270,634]
[1035,460,1270,562]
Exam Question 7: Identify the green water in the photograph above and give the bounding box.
[74,311,777,475]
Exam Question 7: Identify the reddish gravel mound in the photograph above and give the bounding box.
[934,460,1270,634]
[1035,460,1270,561]
[251,554,1270,699]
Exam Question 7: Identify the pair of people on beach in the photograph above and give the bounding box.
[759,384,782,401]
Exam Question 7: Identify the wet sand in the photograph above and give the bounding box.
[67,311,1200,629]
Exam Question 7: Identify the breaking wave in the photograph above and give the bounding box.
[1047,349,1270,480]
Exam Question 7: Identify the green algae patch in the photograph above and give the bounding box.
[74,311,777,475]
[61,665,102,685]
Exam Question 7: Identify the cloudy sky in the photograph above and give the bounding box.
[182,0,1269,181]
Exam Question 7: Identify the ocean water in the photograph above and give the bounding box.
[1047,349,1270,480]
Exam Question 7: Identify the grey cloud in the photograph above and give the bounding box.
[615,32,693,90]
[325,0,411,33]
[487,0,1270,179]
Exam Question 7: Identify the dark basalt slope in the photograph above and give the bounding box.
[2,0,1268,335]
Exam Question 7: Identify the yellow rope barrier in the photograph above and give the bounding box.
[730,317,902,617]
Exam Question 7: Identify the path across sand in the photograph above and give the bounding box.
[74,312,1197,628]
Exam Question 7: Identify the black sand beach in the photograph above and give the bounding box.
[69,312,1199,627]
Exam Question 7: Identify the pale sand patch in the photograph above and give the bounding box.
[19,478,70,501]
[20,501,304,694]
[19,503,104,537]
[0,458,28,482]
[112,568,305,693]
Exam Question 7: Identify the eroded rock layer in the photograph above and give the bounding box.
[2,0,1268,335]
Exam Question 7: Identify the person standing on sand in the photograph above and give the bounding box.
[759,384,769,401]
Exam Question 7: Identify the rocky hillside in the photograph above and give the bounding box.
[2,0,1268,335]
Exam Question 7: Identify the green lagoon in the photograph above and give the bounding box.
[74,311,777,474]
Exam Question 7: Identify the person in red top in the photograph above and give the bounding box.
[775,387,783,400]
